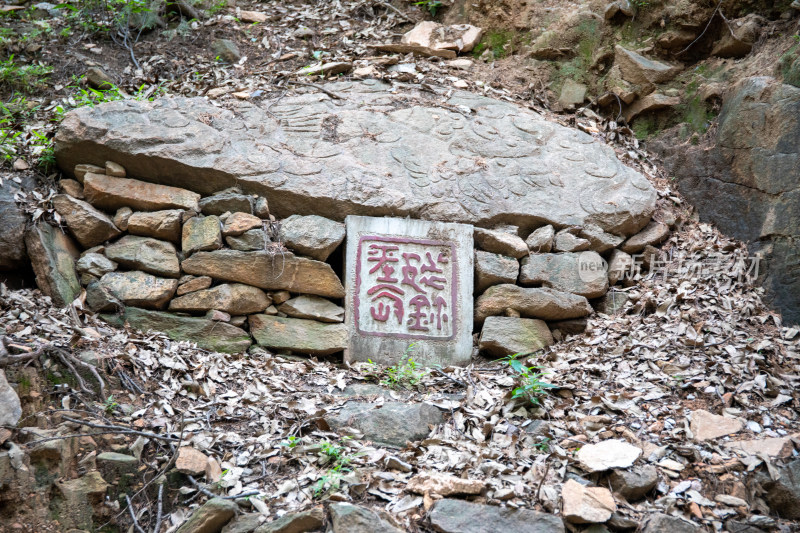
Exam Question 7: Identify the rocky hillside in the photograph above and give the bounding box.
[0,0,799,532]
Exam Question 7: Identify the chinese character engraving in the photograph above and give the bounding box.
[355,236,457,340]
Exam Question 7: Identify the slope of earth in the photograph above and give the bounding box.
[1,0,799,532]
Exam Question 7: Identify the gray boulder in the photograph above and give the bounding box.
[0,370,22,427]
[25,223,81,307]
[0,175,35,271]
[329,503,403,533]
[653,76,800,324]
[430,499,564,533]
[54,81,656,236]
[278,214,345,261]
[327,401,443,447]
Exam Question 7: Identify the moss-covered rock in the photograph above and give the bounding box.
[102,308,252,353]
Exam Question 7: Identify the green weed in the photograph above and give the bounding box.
[414,0,443,16]
[365,344,428,389]
[502,353,556,406]
[313,437,362,499]
[0,56,53,93]
[104,395,118,414]
[279,435,302,448]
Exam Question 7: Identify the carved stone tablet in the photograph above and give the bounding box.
[55,80,657,236]
[345,216,473,367]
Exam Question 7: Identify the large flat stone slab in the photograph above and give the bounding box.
[55,80,656,236]
[344,216,473,367]
[102,308,252,353]
[24,223,81,306]
[249,314,347,355]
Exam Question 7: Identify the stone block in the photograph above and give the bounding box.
[344,216,473,367]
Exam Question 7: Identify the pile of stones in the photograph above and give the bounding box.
[30,158,671,360]
[34,161,348,354]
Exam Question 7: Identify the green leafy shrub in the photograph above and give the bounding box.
[502,354,556,406]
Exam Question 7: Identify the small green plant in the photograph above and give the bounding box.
[533,437,551,453]
[207,0,228,16]
[104,395,118,414]
[0,56,53,93]
[502,353,556,406]
[314,464,348,497]
[280,435,302,448]
[313,437,362,498]
[414,0,443,16]
[365,344,428,389]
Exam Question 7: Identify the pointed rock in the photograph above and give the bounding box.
[562,479,616,524]
[25,223,81,306]
[52,194,121,248]
[277,295,344,323]
[475,228,528,258]
[169,283,271,315]
[475,284,592,323]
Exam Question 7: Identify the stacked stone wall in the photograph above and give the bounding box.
[32,159,671,361]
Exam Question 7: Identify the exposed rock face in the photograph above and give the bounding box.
[51,194,121,248]
[475,284,592,323]
[249,315,347,355]
[103,308,252,353]
[83,173,200,212]
[474,251,519,293]
[226,228,268,251]
[277,295,344,323]
[520,252,608,298]
[429,499,565,533]
[222,212,262,236]
[182,216,222,255]
[182,250,345,298]
[25,223,81,306]
[654,76,800,325]
[98,271,177,309]
[199,191,253,215]
[0,175,35,271]
[0,370,22,427]
[278,214,345,261]
[126,209,182,242]
[169,284,271,315]
[326,401,443,447]
[105,235,180,278]
[479,316,554,357]
[55,81,656,236]
[328,503,404,533]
